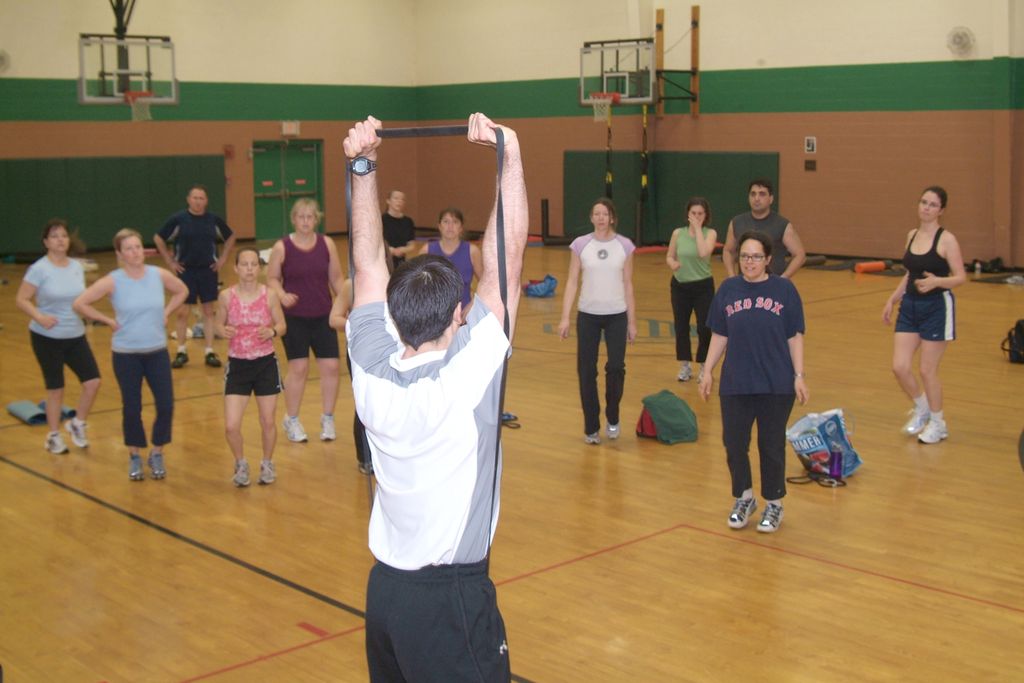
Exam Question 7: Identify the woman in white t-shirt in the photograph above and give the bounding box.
[558,198,637,444]
[15,219,101,454]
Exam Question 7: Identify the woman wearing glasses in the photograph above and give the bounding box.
[699,230,808,533]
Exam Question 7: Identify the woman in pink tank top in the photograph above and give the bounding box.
[215,247,287,487]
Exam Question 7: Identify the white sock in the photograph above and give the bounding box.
[740,488,753,500]
[930,410,944,423]
[913,394,929,414]
[177,344,187,354]
[205,346,214,354]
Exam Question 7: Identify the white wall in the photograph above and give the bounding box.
[0,0,1017,85]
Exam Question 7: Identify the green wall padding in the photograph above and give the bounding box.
[563,151,779,246]
[0,156,225,255]
[3,58,1022,122]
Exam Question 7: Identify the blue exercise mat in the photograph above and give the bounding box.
[6,400,76,425]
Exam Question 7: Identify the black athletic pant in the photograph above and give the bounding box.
[345,353,370,467]
[366,559,510,682]
[720,393,795,500]
[576,311,627,435]
[669,276,714,362]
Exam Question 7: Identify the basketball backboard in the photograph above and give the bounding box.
[579,38,655,106]
[78,33,178,104]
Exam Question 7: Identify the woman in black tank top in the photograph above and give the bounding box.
[881,187,966,445]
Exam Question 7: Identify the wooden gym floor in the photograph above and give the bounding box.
[0,241,1022,682]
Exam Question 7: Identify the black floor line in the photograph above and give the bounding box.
[0,454,538,683]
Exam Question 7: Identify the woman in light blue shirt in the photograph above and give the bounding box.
[16,219,102,455]
[75,229,188,481]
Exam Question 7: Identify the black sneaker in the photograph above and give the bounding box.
[171,351,189,368]
[205,351,222,368]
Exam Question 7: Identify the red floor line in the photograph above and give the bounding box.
[297,621,330,637]
[178,624,366,682]
[496,524,686,586]
[498,520,1024,615]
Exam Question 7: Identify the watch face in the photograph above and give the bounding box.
[351,157,375,175]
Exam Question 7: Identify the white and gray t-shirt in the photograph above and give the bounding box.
[347,296,510,570]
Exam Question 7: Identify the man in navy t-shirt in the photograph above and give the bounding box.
[154,184,236,368]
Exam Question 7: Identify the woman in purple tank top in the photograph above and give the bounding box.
[267,199,346,444]
[416,207,482,318]
[881,186,966,445]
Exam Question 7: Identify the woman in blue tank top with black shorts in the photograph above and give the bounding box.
[882,186,966,445]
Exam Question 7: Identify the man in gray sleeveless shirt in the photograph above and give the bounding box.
[723,178,806,278]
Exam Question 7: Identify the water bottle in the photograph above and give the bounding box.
[828,442,844,480]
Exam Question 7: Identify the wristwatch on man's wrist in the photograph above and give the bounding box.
[350,156,377,176]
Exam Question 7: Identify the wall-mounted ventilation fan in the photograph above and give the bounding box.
[946,27,975,57]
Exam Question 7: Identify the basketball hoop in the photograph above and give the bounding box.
[124,90,153,122]
[590,92,621,123]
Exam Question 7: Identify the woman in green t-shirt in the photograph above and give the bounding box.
[666,197,717,382]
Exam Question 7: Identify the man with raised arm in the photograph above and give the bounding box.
[722,178,806,279]
[344,113,528,682]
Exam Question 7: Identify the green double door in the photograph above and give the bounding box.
[253,140,323,240]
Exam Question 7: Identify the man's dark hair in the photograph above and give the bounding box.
[748,178,774,195]
[387,255,462,350]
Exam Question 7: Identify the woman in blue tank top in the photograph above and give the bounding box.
[881,186,966,445]
[74,229,188,481]
[16,218,102,454]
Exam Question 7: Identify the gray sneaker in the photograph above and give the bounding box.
[258,460,276,485]
[607,423,621,440]
[584,432,601,445]
[64,418,89,448]
[233,460,250,487]
[677,364,692,382]
[129,454,144,481]
[728,497,758,529]
[45,431,69,455]
[148,451,166,479]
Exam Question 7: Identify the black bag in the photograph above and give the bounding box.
[1002,319,1024,363]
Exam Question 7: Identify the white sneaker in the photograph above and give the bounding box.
[320,414,336,441]
[65,418,88,448]
[901,409,929,436]
[283,416,308,443]
[756,502,784,533]
[917,419,948,444]
[677,364,692,382]
[584,432,601,445]
[45,431,69,454]
[607,423,621,440]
